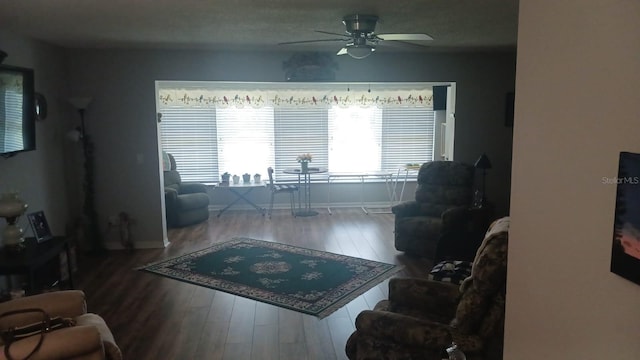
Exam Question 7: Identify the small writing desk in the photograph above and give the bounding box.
[0,236,74,295]
[327,172,395,214]
[391,165,420,204]
[283,167,328,217]
[212,181,266,217]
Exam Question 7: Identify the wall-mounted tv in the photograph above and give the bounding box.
[0,64,35,157]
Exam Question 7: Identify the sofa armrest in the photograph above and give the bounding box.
[354,310,452,348]
[391,201,421,217]
[179,182,208,194]
[0,291,87,329]
[388,277,460,315]
[0,325,104,360]
[441,206,472,228]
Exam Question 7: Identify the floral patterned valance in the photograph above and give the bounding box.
[157,85,434,109]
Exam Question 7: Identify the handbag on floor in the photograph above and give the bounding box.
[0,308,75,360]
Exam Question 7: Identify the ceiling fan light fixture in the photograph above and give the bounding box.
[346,44,375,59]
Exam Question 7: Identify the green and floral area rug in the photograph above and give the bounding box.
[137,237,401,318]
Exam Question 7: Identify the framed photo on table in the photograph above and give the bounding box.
[27,211,53,243]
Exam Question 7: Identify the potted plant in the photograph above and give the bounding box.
[242,173,251,183]
[232,174,240,184]
[297,153,313,172]
[254,173,261,183]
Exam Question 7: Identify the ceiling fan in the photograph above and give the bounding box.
[278,14,433,59]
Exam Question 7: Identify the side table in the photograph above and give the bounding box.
[0,236,74,295]
[435,206,496,262]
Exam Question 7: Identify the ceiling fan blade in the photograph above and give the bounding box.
[315,30,349,37]
[377,33,433,41]
[381,39,432,49]
[336,48,348,56]
[278,38,347,45]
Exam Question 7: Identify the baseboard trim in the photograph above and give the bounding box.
[104,240,167,250]
[208,201,395,212]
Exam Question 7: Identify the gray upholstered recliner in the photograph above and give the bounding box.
[163,153,210,228]
[345,217,509,360]
[391,161,475,259]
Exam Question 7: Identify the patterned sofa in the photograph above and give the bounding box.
[392,161,475,259]
[345,217,509,360]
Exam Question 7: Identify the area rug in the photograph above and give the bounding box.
[137,237,401,318]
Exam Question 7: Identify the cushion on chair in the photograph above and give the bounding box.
[428,260,472,285]
[273,184,298,192]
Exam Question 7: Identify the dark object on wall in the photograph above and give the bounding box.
[0,64,36,157]
[283,52,338,81]
[504,92,515,127]
[433,85,448,110]
[0,50,7,64]
[610,151,640,285]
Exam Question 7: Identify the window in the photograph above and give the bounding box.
[216,107,274,177]
[158,82,439,182]
[1,87,24,152]
[329,106,382,173]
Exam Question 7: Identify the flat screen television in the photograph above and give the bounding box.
[0,64,35,157]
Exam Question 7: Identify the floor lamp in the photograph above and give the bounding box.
[474,153,492,208]
[69,97,104,254]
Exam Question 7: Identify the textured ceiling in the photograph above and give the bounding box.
[0,0,519,54]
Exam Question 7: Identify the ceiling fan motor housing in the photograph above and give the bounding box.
[343,14,378,34]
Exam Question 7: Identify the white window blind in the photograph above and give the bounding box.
[1,90,23,152]
[216,107,274,177]
[381,107,435,171]
[160,107,218,182]
[274,108,327,182]
[158,83,438,183]
[328,106,382,173]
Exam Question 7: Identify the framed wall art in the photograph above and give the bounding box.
[610,151,640,285]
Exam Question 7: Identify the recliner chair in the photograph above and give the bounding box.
[391,161,475,259]
[163,152,210,228]
[345,217,509,360]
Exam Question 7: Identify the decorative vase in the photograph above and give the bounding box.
[243,174,251,183]
[232,175,240,184]
[300,161,309,173]
[0,192,28,250]
[254,174,261,183]
[221,173,230,185]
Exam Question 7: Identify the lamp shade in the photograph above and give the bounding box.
[346,45,375,59]
[474,153,492,169]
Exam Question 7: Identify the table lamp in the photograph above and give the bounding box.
[474,153,492,208]
[0,192,28,251]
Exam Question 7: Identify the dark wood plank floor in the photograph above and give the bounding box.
[76,208,432,360]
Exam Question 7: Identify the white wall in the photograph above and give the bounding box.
[505,0,640,358]
[0,32,72,240]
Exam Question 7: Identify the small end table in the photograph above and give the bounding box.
[0,236,74,295]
